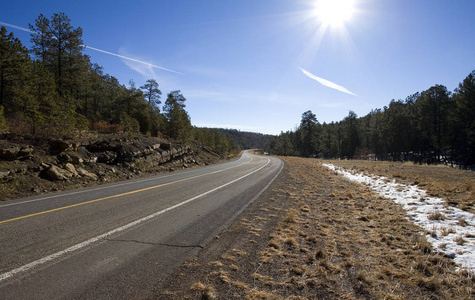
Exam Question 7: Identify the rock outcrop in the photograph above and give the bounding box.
[0,134,222,200]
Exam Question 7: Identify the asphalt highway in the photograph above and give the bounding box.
[0,151,283,299]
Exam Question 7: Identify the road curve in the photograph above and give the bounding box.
[0,151,283,299]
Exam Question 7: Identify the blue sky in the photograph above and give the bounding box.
[1,0,475,135]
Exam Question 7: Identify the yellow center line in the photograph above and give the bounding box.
[0,156,254,225]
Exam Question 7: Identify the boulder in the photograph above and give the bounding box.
[70,155,84,165]
[97,151,117,164]
[77,167,98,181]
[45,165,71,181]
[49,140,72,153]
[0,170,10,179]
[64,163,79,177]
[87,140,121,152]
[18,146,34,158]
[0,146,20,160]
[57,153,72,163]
[161,143,171,150]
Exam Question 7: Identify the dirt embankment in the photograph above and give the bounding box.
[0,133,225,201]
[157,157,474,299]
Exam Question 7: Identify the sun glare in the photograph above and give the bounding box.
[313,0,356,28]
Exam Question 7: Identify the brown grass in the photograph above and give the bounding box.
[428,210,447,221]
[190,282,217,299]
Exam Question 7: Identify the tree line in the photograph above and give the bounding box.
[266,71,475,169]
[0,13,241,155]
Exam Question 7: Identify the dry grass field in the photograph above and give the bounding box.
[157,157,475,299]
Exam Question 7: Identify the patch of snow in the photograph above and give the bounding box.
[323,163,475,273]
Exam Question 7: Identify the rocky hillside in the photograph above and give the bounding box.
[0,133,225,201]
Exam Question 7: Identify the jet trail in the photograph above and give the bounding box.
[0,21,33,33]
[299,67,356,96]
[83,46,183,75]
[0,21,182,75]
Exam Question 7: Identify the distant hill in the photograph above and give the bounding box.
[217,129,273,150]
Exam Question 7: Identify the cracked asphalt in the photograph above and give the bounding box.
[0,151,283,299]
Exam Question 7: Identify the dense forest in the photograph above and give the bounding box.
[266,72,475,169]
[0,13,255,155]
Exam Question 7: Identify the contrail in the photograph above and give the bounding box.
[0,21,182,75]
[0,21,33,33]
[299,67,357,96]
[83,46,183,75]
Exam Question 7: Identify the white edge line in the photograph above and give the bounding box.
[0,157,271,282]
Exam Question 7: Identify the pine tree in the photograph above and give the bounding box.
[163,90,192,141]
[452,70,475,167]
[298,110,320,157]
[415,85,452,162]
[140,79,162,112]
[0,105,8,133]
[30,13,84,99]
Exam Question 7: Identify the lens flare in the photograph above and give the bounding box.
[313,0,356,28]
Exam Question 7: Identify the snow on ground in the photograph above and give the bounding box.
[323,163,475,273]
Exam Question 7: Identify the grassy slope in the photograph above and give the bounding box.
[157,157,474,299]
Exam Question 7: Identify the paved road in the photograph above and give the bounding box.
[0,151,283,299]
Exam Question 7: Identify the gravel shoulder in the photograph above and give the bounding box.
[156,157,474,299]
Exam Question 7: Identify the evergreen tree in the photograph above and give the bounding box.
[0,105,8,133]
[414,85,452,162]
[298,110,320,157]
[452,71,475,167]
[29,14,51,64]
[140,79,162,112]
[163,90,192,141]
[30,13,84,99]
[0,26,31,112]
[341,111,359,159]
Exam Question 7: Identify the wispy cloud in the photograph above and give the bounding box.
[88,46,183,75]
[299,67,357,96]
[117,47,159,78]
[0,21,182,75]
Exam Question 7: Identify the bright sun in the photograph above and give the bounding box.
[313,0,356,28]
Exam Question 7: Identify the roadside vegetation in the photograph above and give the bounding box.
[158,157,474,299]
[266,71,475,169]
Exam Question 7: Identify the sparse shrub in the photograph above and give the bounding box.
[231,280,249,290]
[284,237,299,247]
[441,227,456,236]
[459,218,468,227]
[91,121,124,133]
[428,211,446,221]
[190,282,217,300]
[230,249,247,256]
[246,289,282,300]
[208,261,223,267]
[454,236,467,246]
[284,208,298,223]
[221,253,236,262]
[268,240,281,249]
[315,248,326,260]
